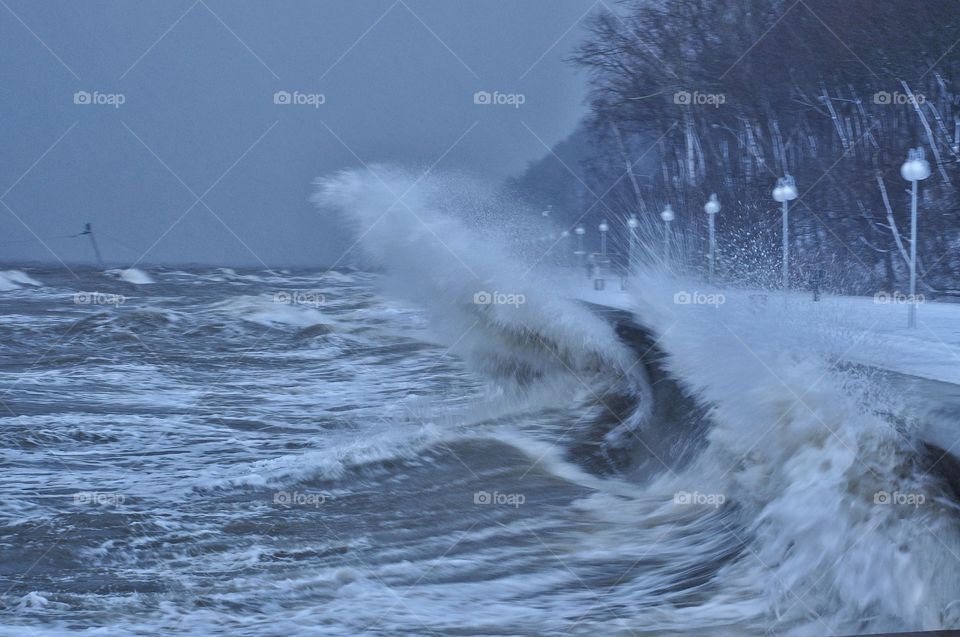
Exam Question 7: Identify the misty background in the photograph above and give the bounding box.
[0,0,595,267]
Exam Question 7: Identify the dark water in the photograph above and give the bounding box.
[0,267,629,635]
[1,266,958,636]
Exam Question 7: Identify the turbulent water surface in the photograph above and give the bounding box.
[0,262,955,637]
[2,169,959,637]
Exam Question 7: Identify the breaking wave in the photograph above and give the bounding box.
[314,165,960,635]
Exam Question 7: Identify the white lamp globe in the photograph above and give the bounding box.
[773,176,798,202]
[660,205,674,222]
[574,225,585,236]
[599,220,609,233]
[901,148,931,182]
[704,193,721,215]
[627,215,639,229]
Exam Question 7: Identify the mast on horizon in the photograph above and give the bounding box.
[80,223,104,268]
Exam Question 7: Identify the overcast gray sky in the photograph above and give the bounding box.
[0,0,597,267]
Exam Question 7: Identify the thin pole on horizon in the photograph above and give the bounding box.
[80,222,104,268]
[901,147,931,328]
[627,214,638,274]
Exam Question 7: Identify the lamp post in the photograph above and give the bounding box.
[901,147,931,328]
[574,224,586,268]
[627,214,639,273]
[772,175,798,289]
[704,194,720,283]
[660,205,674,264]
[598,219,609,259]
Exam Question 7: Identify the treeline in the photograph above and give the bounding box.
[518,0,960,293]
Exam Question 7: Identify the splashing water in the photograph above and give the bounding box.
[315,165,960,635]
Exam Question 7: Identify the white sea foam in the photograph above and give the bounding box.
[104,267,155,284]
[0,269,42,290]
[312,166,960,635]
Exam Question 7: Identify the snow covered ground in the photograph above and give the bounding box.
[567,273,960,387]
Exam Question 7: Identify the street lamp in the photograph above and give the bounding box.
[660,205,674,264]
[901,147,931,328]
[627,214,639,273]
[598,219,609,258]
[772,175,798,289]
[704,194,721,283]
[574,224,586,267]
